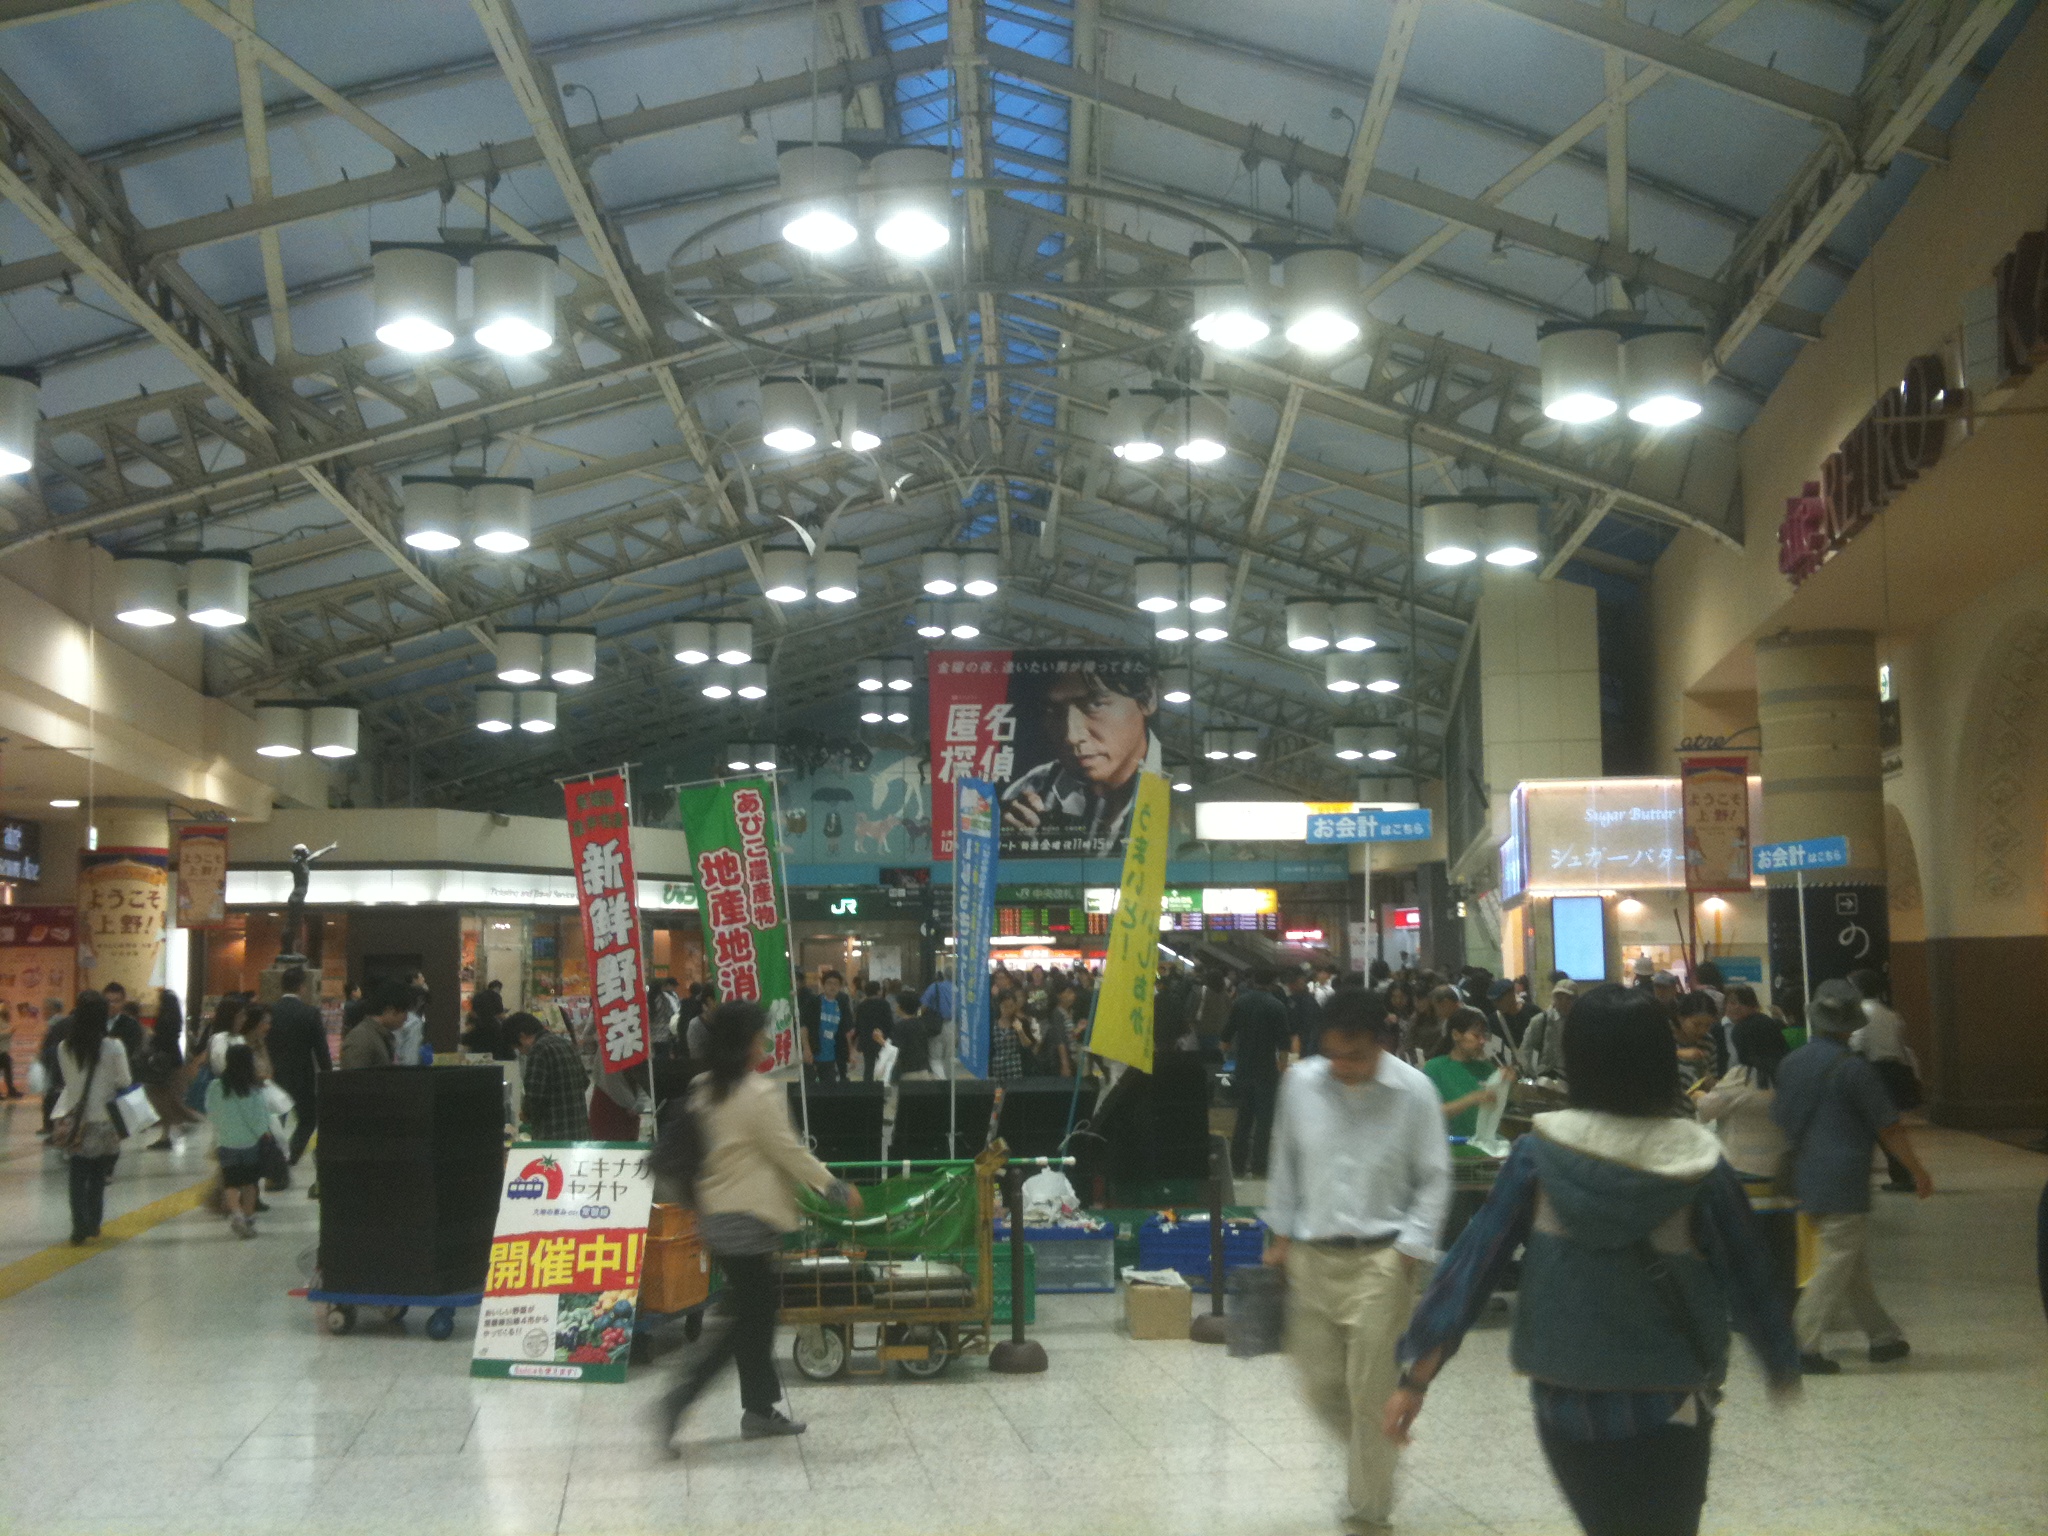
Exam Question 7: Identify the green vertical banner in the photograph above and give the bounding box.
[675,777,799,1073]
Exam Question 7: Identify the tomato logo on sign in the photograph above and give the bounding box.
[509,1155,565,1200]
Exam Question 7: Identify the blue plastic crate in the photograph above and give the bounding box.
[1136,1214,1267,1290]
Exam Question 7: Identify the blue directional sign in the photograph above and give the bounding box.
[1751,835,1849,875]
[1306,807,1433,844]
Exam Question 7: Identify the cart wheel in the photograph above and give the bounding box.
[382,1305,409,1327]
[426,1308,456,1341]
[892,1325,956,1380]
[325,1304,357,1336]
[791,1325,848,1381]
[683,1311,704,1343]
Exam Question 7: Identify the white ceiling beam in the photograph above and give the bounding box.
[1333,0,1424,230]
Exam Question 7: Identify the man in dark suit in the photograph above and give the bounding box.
[268,965,332,1164]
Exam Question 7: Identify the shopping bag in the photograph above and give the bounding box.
[27,1059,47,1097]
[1225,1263,1288,1359]
[106,1084,160,1139]
[875,1040,901,1085]
[183,1064,214,1114]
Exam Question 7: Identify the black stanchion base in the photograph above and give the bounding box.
[988,1339,1049,1374]
[1190,1312,1228,1345]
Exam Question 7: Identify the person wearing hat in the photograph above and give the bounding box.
[1629,954,1655,989]
[1488,976,1537,1051]
[1771,978,1933,1374]
[1519,981,1575,1083]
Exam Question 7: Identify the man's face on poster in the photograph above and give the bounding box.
[1042,669,1154,790]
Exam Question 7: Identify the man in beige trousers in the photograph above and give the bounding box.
[1264,995,1452,1535]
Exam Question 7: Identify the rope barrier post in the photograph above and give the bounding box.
[1190,1134,1228,1344]
[988,1162,1047,1374]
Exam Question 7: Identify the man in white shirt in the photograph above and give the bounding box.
[1848,968,1920,1191]
[1263,991,1452,1536]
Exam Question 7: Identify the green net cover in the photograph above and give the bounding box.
[794,1168,979,1253]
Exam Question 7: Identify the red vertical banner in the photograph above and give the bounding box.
[564,773,649,1073]
[1681,754,1752,893]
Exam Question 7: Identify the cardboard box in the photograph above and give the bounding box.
[648,1203,692,1240]
[1122,1278,1192,1340]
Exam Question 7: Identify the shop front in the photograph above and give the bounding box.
[789,886,930,990]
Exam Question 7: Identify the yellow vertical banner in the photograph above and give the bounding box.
[1089,771,1171,1072]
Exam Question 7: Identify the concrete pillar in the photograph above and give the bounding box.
[1754,631,1889,1019]
[76,802,171,1007]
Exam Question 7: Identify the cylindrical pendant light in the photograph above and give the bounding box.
[861,704,885,724]
[759,547,808,602]
[309,704,359,759]
[778,143,861,253]
[1173,392,1230,464]
[1106,388,1165,462]
[1186,561,1230,614]
[920,551,961,595]
[184,553,251,627]
[254,704,304,758]
[468,479,534,554]
[671,620,712,664]
[1539,320,1622,423]
[471,245,558,356]
[1333,727,1369,761]
[1202,729,1231,761]
[1331,600,1379,651]
[755,744,780,771]
[1161,666,1193,705]
[1167,765,1193,792]
[476,690,515,733]
[1483,500,1543,567]
[948,607,981,640]
[401,478,467,551]
[857,659,886,692]
[825,378,886,451]
[494,630,545,685]
[1154,609,1190,644]
[371,244,459,353]
[1362,725,1402,761]
[1420,497,1482,566]
[871,146,952,258]
[1231,729,1260,761]
[812,546,861,603]
[1358,774,1421,807]
[1189,244,1271,351]
[1282,247,1365,354]
[726,743,756,773]
[760,377,820,452]
[1621,326,1706,426]
[959,550,1000,597]
[701,667,735,700]
[518,690,557,733]
[885,703,910,725]
[0,366,41,475]
[735,662,769,699]
[111,556,180,626]
[1325,653,1365,693]
[548,630,597,685]
[914,602,947,638]
[1134,560,1182,613]
[1286,599,1332,652]
[1363,653,1403,693]
[713,620,754,665]
[884,656,914,692]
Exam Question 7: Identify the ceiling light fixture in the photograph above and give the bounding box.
[701,668,735,700]
[1134,560,1182,614]
[518,690,557,733]
[1162,667,1193,705]
[1539,319,1622,423]
[470,245,559,356]
[1286,599,1332,652]
[948,608,981,640]
[857,660,885,692]
[49,798,80,809]
[400,478,466,551]
[476,690,515,733]
[778,143,862,253]
[1201,729,1231,761]
[759,547,809,603]
[309,704,360,759]
[914,602,947,639]
[1420,497,1482,566]
[735,662,769,699]
[1167,767,1193,792]
[0,366,41,475]
[184,553,251,627]
[861,706,885,724]
[920,551,961,595]
[1621,325,1707,426]
[254,703,305,758]
[111,555,180,627]
[1331,600,1379,652]
[713,620,754,666]
[1231,729,1260,761]
[1281,247,1366,354]
[885,706,910,724]
[726,744,756,773]
[1189,243,1272,350]
[1107,387,1166,462]
[494,630,545,685]
[1483,500,1543,567]
[812,546,861,603]
[826,377,886,451]
[671,620,712,665]
[1173,391,1231,464]
[760,376,820,452]
[1363,654,1403,694]
[370,244,460,353]
[1154,609,1190,644]
[959,550,1000,598]
[1325,653,1364,693]
[548,630,598,686]
[884,656,915,692]
[871,145,952,258]
[1362,724,1401,761]
[467,478,535,554]
[1333,727,1368,761]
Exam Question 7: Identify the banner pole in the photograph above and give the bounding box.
[1797,867,1812,1043]
[770,772,811,1146]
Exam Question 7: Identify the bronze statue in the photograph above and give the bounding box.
[282,840,336,958]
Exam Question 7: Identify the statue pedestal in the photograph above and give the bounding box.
[258,962,320,1006]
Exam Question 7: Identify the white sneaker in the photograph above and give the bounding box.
[230,1214,252,1239]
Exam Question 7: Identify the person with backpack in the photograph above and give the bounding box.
[652,1001,861,1448]
[50,990,132,1245]
[206,1043,272,1239]
[1384,984,1801,1536]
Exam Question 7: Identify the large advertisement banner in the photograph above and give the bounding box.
[0,906,77,1066]
[1681,755,1753,893]
[77,847,167,1004]
[928,650,1162,860]
[176,824,230,928]
[471,1143,655,1385]
[564,775,650,1074]
[952,777,998,1078]
[675,776,799,1074]
[1090,771,1171,1072]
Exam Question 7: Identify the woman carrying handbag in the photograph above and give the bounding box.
[50,991,132,1245]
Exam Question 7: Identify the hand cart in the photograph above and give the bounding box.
[778,1144,1005,1383]
[293,1286,483,1341]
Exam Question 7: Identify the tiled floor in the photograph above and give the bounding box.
[2,1094,2043,1536]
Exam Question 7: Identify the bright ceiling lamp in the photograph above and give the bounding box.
[1231,729,1260,761]
[885,703,910,725]
[755,744,779,770]
[471,245,558,356]
[857,659,886,692]
[959,551,999,598]
[735,662,769,700]
[1281,247,1365,354]
[921,552,961,595]
[1106,388,1165,462]
[1363,653,1403,693]
[476,690,515,733]
[111,555,179,626]
[861,704,885,724]
[1167,766,1193,792]
[1134,560,1182,613]
[948,607,981,640]
[701,667,735,700]
[1286,599,1332,652]
[518,690,557,733]
[401,478,466,552]
[778,143,862,253]
[469,479,534,554]
[826,377,886,451]
[548,630,597,686]
[1162,667,1193,705]
[760,377,819,452]
[1421,497,1482,566]
[1189,244,1271,350]
[1484,500,1542,567]
[812,546,861,603]
[1362,724,1401,761]
[871,146,952,258]
[1539,320,1622,423]
[1333,726,1369,761]
[1186,561,1229,615]
[714,620,754,666]
[760,547,809,602]
[914,602,947,639]
[0,366,40,475]
[726,743,756,773]
[1201,729,1231,761]
[1331,600,1378,652]
[884,656,915,692]
[1173,392,1230,464]
[255,704,304,758]
[671,620,712,665]
[1154,608,1190,644]
[1326,653,1365,693]
[309,704,359,759]
[371,244,459,353]
[184,553,251,627]
[1622,325,1706,426]
[495,630,545,685]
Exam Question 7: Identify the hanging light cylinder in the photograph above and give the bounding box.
[1420,498,1482,566]
[1325,653,1365,693]
[401,478,466,552]
[370,244,460,353]
[1333,726,1369,761]
[1161,667,1193,705]
[111,556,180,627]
[1173,392,1230,464]
[870,146,952,258]
[517,691,557,733]
[494,630,545,685]
[826,378,886,451]
[1189,244,1272,350]
[671,620,712,665]
[713,620,754,666]
[884,656,915,692]
[1153,608,1190,644]
[1331,600,1379,651]
[309,705,360,759]
[254,704,305,758]
[470,245,558,356]
[1362,724,1401,761]
[0,366,41,475]
[1621,326,1706,426]
[468,479,534,554]
[760,377,820,452]
[914,602,947,639]
[1231,729,1260,761]
[947,606,981,640]
[959,550,1000,598]
[759,548,809,602]
[920,551,961,595]
[812,546,861,603]
[548,630,597,686]
[1201,729,1231,761]
[1539,320,1623,423]
[1134,561,1182,614]
[1286,599,1332,652]
[184,553,251,627]
[1186,561,1230,614]
[1484,500,1543,567]
[726,744,756,773]
[857,659,886,692]
[701,667,735,700]
[1106,388,1165,462]
[476,690,515,733]
[735,662,769,700]
[1363,653,1403,693]
[778,143,862,253]
[1281,247,1366,353]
